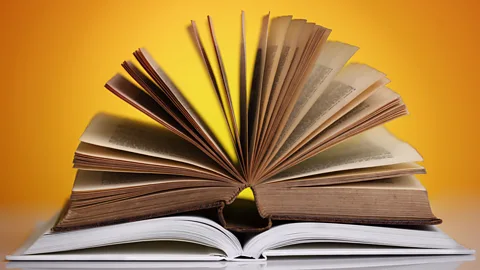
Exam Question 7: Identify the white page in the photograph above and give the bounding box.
[7,242,225,262]
[264,243,473,257]
[244,222,472,259]
[8,216,242,260]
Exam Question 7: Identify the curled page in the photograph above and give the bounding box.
[273,42,359,152]
[273,64,385,163]
[270,126,422,181]
[79,113,227,174]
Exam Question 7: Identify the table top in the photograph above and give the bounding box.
[1,199,478,270]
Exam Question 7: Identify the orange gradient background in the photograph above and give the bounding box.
[1,0,479,208]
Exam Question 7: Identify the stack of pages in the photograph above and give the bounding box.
[8,12,474,261]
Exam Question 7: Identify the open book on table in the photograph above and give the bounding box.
[7,214,473,262]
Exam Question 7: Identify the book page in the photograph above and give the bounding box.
[257,19,306,157]
[105,74,188,140]
[256,22,316,167]
[24,216,242,259]
[275,42,358,148]
[269,126,422,181]
[248,13,270,166]
[243,210,462,259]
[80,113,223,172]
[253,27,331,180]
[312,87,401,145]
[284,86,399,163]
[72,171,227,192]
[273,64,385,162]
[121,61,185,127]
[189,18,244,171]
[135,48,239,178]
[327,175,426,190]
[256,16,292,140]
[208,17,243,162]
[267,163,425,186]
[239,11,248,159]
[267,87,405,178]
[75,142,233,181]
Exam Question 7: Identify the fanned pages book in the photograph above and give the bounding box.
[7,214,474,261]
[50,11,440,232]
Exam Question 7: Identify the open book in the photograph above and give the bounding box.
[45,12,438,232]
[7,214,473,262]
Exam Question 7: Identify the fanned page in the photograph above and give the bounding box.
[268,126,422,182]
[189,18,244,169]
[253,25,331,180]
[105,74,241,180]
[271,41,359,154]
[260,83,402,181]
[79,113,234,181]
[74,143,233,182]
[134,48,243,180]
[267,64,386,172]
[247,13,270,176]
[258,19,306,152]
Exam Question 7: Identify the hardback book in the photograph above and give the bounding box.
[6,214,474,261]
[49,11,441,233]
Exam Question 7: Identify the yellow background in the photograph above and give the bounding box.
[1,0,479,208]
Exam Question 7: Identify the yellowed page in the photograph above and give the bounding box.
[135,48,239,179]
[256,22,315,166]
[256,16,292,138]
[253,26,331,180]
[274,64,385,161]
[278,87,403,171]
[323,175,426,191]
[79,113,224,173]
[248,13,270,172]
[269,126,422,181]
[266,163,425,185]
[257,19,306,155]
[239,11,248,160]
[207,16,243,164]
[73,171,223,192]
[274,42,358,149]
[260,87,404,180]
[75,142,232,181]
[105,74,186,139]
[314,87,400,143]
